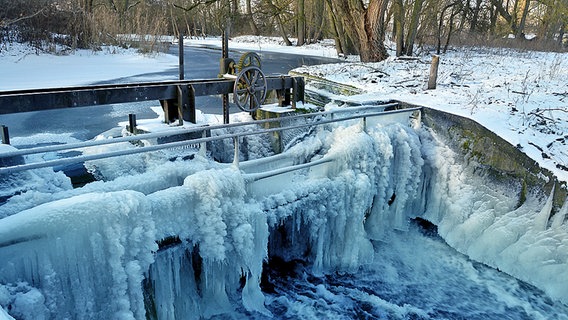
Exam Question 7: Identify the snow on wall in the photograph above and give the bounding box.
[0,111,567,319]
[417,125,568,305]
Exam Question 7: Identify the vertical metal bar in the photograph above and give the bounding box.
[1,125,9,145]
[128,114,137,134]
[186,85,196,124]
[292,78,298,109]
[222,27,229,60]
[179,33,184,80]
[223,94,230,124]
[177,85,188,126]
[222,27,230,124]
[296,77,305,103]
[232,136,239,167]
[199,130,207,157]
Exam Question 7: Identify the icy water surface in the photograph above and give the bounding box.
[253,223,568,320]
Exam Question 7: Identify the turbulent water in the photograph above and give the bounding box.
[255,223,568,320]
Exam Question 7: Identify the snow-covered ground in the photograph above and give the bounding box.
[293,48,568,183]
[192,36,567,183]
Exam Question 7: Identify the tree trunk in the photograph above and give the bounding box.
[310,0,326,42]
[276,15,293,46]
[393,0,404,56]
[297,0,306,46]
[558,23,565,47]
[245,0,259,35]
[326,0,345,54]
[470,0,483,32]
[437,1,458,54]
[333,0,389,62]
[443,10,457,53]
[404,0,424,56]
[264,0,293,45]
[489,4,498,34]
[515,0,530,39]
[490,0,514,33]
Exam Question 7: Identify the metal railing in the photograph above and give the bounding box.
[0,104,420,175]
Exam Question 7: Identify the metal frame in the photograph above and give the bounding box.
[0,76,304,120]
[0,105,420,175]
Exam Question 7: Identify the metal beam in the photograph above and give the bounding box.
[0,77,304,115]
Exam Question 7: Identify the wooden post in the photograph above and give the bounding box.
[428,55,440,90]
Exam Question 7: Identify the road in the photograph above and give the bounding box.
[0,45,341,145]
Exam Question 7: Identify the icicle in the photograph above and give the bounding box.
[533,185,555,232]
[0,305,14,320]
[551,197,568,228]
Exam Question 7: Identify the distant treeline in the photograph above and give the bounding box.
[0,0,566,61]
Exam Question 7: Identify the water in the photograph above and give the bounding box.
[254,222,568,320]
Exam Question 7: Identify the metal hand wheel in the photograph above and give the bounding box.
[237,52,262,72]
[233,66,267,112]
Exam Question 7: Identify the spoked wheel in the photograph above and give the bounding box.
[237,52,262,72]
[233,66,267,112]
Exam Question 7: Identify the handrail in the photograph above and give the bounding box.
[243,157,335,182]
[0,106,421,175]
[0,102,401,158]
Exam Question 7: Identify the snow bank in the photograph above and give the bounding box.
[293,49,568,183]
[184,35,339,59]
[418,125,568,305]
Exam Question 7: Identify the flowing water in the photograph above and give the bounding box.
[254,222,568,320]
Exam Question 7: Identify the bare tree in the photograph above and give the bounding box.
[245,0,260,35]
[330,0,390,61]
[404,0,424,55]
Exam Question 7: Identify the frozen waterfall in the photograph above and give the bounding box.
[0,111,567,319]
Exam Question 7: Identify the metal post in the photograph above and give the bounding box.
[177,85,188,126]
[222,27,230,124]
[222,27,229,60]
[128,114,137,134]
[179,33,184,80]
[232,136,239,167]
[187,85,196,124]
[223,94,230,124]
[199,130,207,157]
[1,125,9,145]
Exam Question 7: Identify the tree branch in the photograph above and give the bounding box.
[1,7,47,28]
[172,0,219,12]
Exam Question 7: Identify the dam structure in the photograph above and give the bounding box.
[0,99,567,319]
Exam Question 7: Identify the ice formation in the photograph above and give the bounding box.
[0,110,567,319]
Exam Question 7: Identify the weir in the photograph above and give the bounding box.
[0,102,424,318]
[1,82,568,318]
